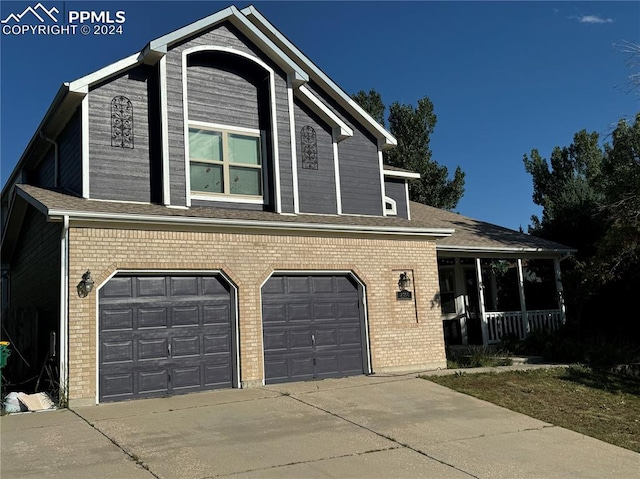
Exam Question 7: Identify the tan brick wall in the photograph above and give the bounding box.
[67,226,446,402]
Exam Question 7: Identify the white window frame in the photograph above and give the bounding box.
[188,121,265,204]
[384,196,397,216]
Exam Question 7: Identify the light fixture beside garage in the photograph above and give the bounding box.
[397,272,412,300]
[77,270,95,298]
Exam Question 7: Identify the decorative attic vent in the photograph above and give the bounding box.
[111,96,134,148]
[301,125,318,170]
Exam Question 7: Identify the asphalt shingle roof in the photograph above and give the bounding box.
[15,185,573,253]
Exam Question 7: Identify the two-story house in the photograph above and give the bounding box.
[1,5,573,406]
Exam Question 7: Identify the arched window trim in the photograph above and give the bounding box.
[181,45,280,210]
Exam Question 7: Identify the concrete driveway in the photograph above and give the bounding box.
[2,374,638,478]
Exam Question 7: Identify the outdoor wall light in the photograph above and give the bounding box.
[77,270,94,298]
[397,271,412,300]
[398,271,411,291]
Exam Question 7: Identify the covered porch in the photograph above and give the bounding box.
[407,201,575,348]
[437,254,567,346]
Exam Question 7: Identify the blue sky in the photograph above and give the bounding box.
[1,1,638,230]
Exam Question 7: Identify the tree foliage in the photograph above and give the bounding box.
[352,90,465,210]
[523,113,640,337]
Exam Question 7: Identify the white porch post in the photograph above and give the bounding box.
[454,258,468,345]
[475,258,489,345]
[554,258,566,324]
[517,258,529,337]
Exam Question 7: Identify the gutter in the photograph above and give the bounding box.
[46,209,454,239]
[436,244,577,255]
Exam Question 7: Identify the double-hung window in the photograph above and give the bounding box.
[189,125,263,199]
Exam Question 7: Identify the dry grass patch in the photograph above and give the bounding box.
[425,365,640,453]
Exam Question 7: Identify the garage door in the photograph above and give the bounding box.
[99,274,234,402]
[262,274,365,384]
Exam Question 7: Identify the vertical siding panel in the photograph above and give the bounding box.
[384,178,409,219]
[88,65,153,202]
[293,98,337,214]
[58,109,83,195]
[305,82,383,216]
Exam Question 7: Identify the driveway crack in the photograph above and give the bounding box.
[70,409,160,478]
[286,395,481,479]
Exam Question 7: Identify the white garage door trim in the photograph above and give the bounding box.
[94,269,239,404]
[259,270,372,385]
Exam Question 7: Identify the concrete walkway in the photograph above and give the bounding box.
[2,371,638,478]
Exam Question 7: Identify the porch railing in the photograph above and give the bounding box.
[486,310,563,343]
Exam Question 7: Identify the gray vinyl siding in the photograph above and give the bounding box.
[294,98,337,214]
[165,22,293,211]
[384,178,409,219]
[32,148,55,187]
[8,206,60,380]
[305,82,383,216]
[187,62,259,128]
[58,109,82,195]
[88,65,154,203]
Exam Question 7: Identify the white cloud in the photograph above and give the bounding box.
[575,15,614,24]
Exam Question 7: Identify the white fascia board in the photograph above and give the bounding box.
[46,209,453,239]
[296,86,353,141]
[68,53,141,93]
[241,6,396,149]
[383,169,421,179]
[436,244,576,255]
[147,6,308,85]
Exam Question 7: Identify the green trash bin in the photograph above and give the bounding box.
[0,341,9,368]
[0,341,10,401]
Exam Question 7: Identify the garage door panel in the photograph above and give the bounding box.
[172,306,200,326]
[290,357,314,378]
[262,274,364,384]
[101,276,134,298]
[203,304,230,324]
[290,329,313,349]
[286,276,311,293]
[288,303,312,321]
[137,277,167,297]
[204,364,232,387]
[100,274,234,402]
[172,366,201,389]
[138,338,168,361]
[314,302,336,320]
[101,309,134,331]
[203,333,231,354]
[263,330,287,350]
[138,369,169,394]
[171,336,200,357]
[315,328,338,347]
[138,308,168,328]
[337,302,359,319]
[170,276,199,296]
[263,304,286,323]
[311,276,334,293]
[101,373,134,399]
[202,276,230,295]
[102,340,134,363]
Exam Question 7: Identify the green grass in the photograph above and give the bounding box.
[446,346,513,369]
[425,366,640,453]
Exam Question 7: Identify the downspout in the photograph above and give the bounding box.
[59,215,69,405]
[39,132,59,187]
